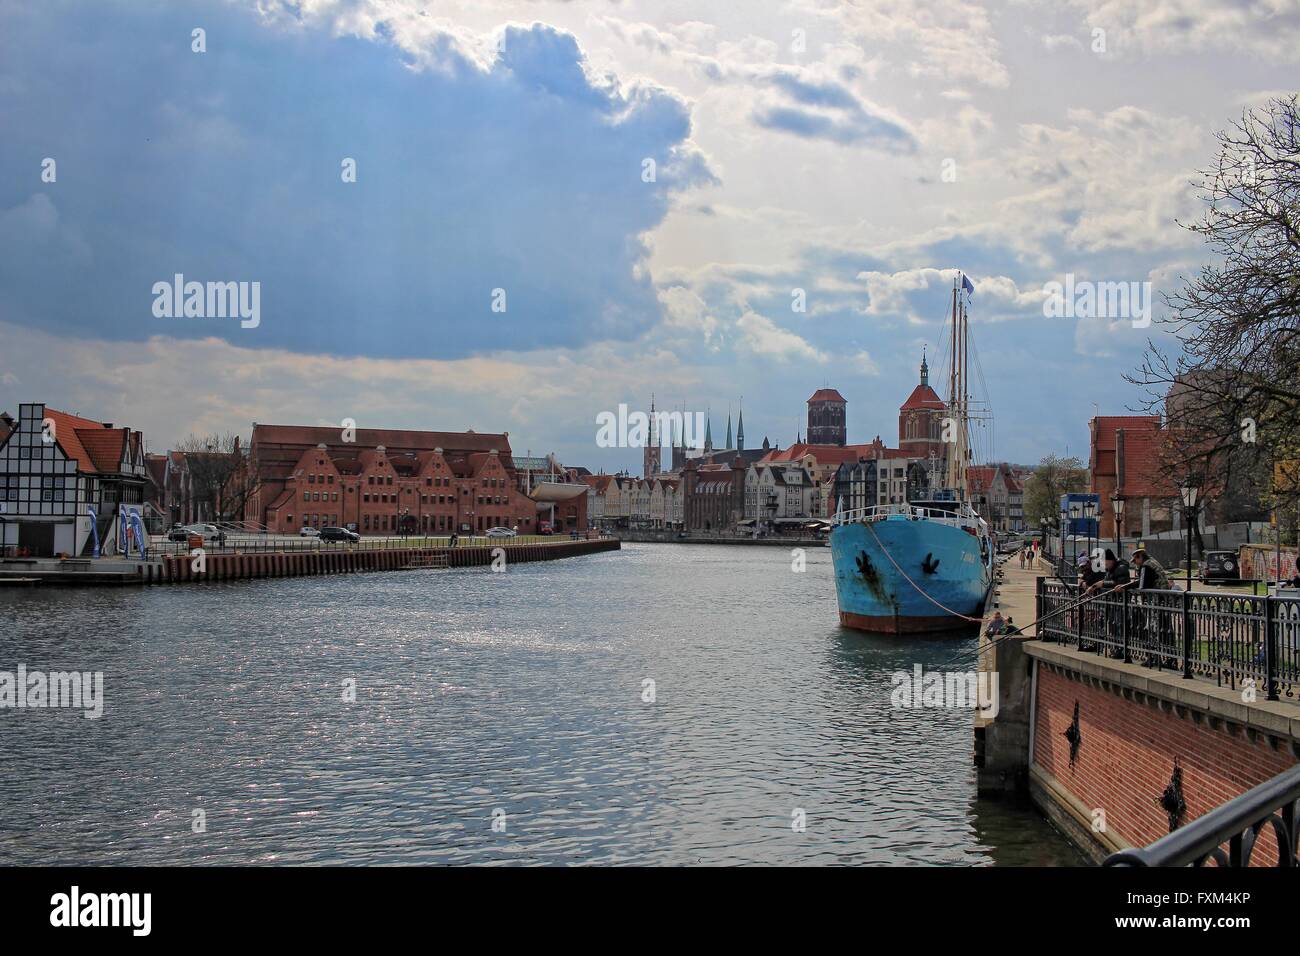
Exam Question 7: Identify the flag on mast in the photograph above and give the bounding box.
[961,273,975,295]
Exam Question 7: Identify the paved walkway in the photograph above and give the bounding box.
[987,552,1042,636]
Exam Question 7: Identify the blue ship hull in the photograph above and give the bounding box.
[831,516,993,634]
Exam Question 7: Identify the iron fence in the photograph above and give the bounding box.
[1037,578,1300,702]
[1105,763,1300,866]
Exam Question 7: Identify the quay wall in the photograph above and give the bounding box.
[1025,644,1299,864]
[158,538,619,584]
[616,532,826,547]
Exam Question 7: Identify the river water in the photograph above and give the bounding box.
[0,542,1083,865]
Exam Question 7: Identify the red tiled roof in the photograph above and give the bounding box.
[252,423,509,453]
[40,408,117,474]
[900,383,945,411]
[760,442,905,466]
[265,488,294,512]
[966,465,997,493]
[1091,416,1161,452]
[808,388,846,404]
[250,422,514,484]
[77,427,129,473]
[145,454,167,489]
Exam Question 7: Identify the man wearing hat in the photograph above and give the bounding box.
[1131,545,1171,592]
[1130,543,1175,664]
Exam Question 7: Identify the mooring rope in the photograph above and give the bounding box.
[863,520,986,622]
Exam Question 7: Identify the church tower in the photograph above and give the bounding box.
[643,395,661,477]
[897,350,946,459]
[807,388,847,446]
[737,406,745,452]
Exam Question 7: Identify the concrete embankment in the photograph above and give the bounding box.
[616,531,827,547]
[976,555,1300,864]
[0,538,620,586]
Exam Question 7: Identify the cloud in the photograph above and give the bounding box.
[0,3,715,360]
[734,311,827,362]
[1065,0,1300,60]
[799,0,1011,88]
[853,350,881,376]
[749,68,916,151]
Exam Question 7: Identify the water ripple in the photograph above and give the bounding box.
[0,543,1082,865]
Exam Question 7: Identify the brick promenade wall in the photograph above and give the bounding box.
[159,538,619,583]
[1033,664,1296,864]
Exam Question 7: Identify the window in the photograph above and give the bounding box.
[327,474,334,484]
[303,492,310,501]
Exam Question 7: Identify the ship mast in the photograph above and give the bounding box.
[945,274,972,499]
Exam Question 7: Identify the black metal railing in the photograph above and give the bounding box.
[1104,763,1300,866]
[1036,579,1300,702]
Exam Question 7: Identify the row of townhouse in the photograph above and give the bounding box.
[584,474,683,530]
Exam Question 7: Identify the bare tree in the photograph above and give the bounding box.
[1023,455,1088,531]
[1127,95,1300,521]
[174,433,257,525]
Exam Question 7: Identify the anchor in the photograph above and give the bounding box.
[921,552,940,575]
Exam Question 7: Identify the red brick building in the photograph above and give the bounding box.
[806,388,847,447]
[244,424,570,536]
[1088,415,1177,540]
[682,457,745,532]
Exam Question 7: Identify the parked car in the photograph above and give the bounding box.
[538,521,554,535]
[186,523,225,544]
[300,526,321,537]
[167,526,191,542]
[319,526,360,543]
[1200,550,1240,583]
[485,527,517,538]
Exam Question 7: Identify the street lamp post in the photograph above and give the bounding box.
[1179,477,1200,591]
[1111,492,1124,555]
[1068,500,1082,575]
[1083,499,1098,562]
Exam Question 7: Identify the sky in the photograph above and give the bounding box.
[1,0,1297,473]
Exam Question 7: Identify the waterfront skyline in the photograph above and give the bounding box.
[2,1,1296,473]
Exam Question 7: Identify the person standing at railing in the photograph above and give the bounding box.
[1130,545,1173,664]
[1083,549,1130,595]
[1131,547,1170,591]
[1081,550,1129,648]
